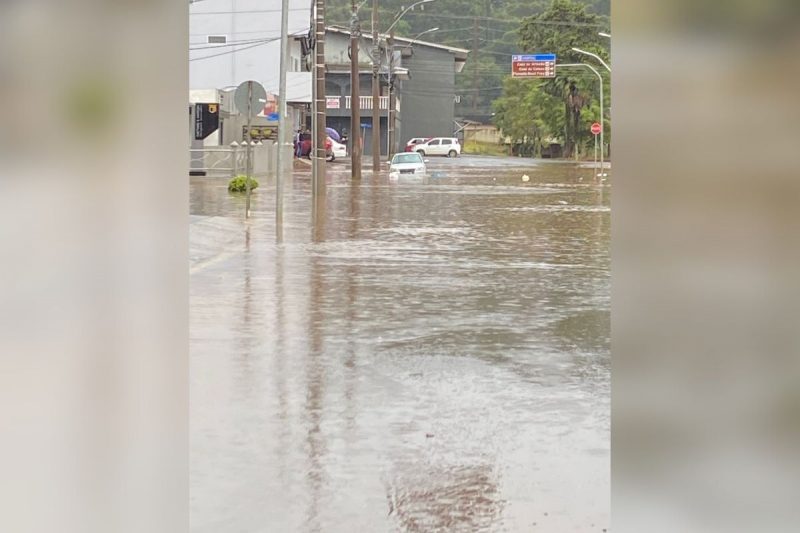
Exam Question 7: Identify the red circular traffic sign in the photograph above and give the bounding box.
[591,122,602,135]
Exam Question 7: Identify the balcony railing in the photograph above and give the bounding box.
[325,96,393,110]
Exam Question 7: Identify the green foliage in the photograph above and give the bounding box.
[324,0,610,151]
[500,0,609,157]
[519,0,607,65]
[228,175,259,193]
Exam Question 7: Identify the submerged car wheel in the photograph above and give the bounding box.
[448,150,458,158]
[416,149,425,157]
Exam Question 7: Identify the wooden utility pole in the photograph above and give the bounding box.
[350,1,362,181]
[371,0,381,171]
[312,0,327,193]
[472,16,479,112]
[387,30,395,159]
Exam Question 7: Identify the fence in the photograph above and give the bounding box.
[329,95,392,110]
[189,141,292,178]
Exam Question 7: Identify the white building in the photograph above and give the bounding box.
[189,0,312,145]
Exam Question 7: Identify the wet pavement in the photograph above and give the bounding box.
[191,155,610,532]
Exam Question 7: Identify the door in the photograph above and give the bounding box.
[426,138,442,155]
[441,139,453,154]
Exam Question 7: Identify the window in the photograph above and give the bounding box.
[442,139,452,145]
[392,153,422,164]
[207,35,227,44]
[429,139,440,145]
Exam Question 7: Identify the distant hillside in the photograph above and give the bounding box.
[323,0,609,116]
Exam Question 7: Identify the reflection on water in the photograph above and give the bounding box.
[191,158,609,532]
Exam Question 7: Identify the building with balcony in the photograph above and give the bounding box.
[320,27,468,156]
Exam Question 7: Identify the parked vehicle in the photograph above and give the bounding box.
[296,133,338,161]
[404,137,430,152]
[329,137,347,160]
[413,137,461,157]
[388,152,427,176]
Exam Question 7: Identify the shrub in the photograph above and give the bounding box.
[228,175,259,193]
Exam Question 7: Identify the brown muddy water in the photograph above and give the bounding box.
[191,156,610,532]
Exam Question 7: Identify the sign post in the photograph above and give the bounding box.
[234,80,267,219]
[511,54,556,78]
[591,122,601,182]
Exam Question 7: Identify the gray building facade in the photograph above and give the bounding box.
[395,39,468,147]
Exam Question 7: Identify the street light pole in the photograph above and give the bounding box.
[276,0,290,235]
[571,47,611,73]
[349,1,362,181]
[558,62,605,180]
[385,0,435,34]
[371,0,380,171]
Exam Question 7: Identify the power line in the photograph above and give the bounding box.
[190,38,282,61]
[190,36,285,51]
[190,8,310,15]
[189,25,309,59]
[402,12,605,27]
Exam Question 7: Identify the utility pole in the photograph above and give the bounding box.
[387,30,395,159]
[371,0,381,171]
[349,0,362,181]
[276,0,290,234]
[312,0,327,193]
[471,16,479,112]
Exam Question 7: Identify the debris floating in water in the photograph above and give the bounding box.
[522,174,530,182]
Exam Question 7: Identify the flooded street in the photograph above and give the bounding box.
[190,156,610,532]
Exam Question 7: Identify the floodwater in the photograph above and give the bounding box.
[190,155,610,532]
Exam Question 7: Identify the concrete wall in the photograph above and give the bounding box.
[325,31,373,69]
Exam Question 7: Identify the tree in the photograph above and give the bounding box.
[516,0,607,157]
[493,77,562,156]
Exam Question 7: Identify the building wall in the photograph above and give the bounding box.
[190,0,310,99]
[323,32,390,155]
[323,30,461,154]
[324,31,374,69]
[465,125,504,145]
[397,46,457,146]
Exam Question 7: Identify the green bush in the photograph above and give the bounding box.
[228,175,259,193]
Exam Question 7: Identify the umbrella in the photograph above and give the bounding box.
[325,127,341,142]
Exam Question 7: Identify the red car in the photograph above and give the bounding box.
[296,133,334,161]
[404,137,431,152]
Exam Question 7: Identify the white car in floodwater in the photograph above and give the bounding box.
[389,152,427,178]
[329,137,347,161]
